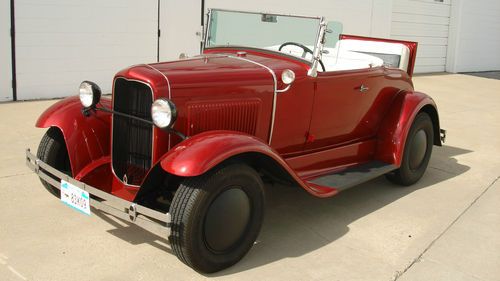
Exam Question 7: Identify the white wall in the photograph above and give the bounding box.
[15,0,158,100]
[0,1,12,102]
[391,0,451,73]
[159,0,202,60]
[447,0,500,72]
[158,0,394,62]
[205,0,393,38]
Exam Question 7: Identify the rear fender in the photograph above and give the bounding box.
[158,131,336,197]
[376,91,441,166]
[36,96,111,177]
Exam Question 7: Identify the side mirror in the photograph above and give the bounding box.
[277,69,295,93]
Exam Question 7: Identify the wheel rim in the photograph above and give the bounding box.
[203,187,251,253]
[409,129,428,170]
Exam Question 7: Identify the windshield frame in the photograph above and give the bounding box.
[202,9,326,77]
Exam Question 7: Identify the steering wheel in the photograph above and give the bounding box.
[278,42,325,72]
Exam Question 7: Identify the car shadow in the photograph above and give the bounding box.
[92,145,471,275]
[93,209,173,254]
[210,145,471,276]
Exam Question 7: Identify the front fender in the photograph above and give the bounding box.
[159,131,336,197]
[376,91,440,166]
[36,96,111,177]
[160,131,281,177]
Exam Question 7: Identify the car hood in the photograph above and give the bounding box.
[112,51,311,144]
[116,52,310,98]
[150,54,274,91]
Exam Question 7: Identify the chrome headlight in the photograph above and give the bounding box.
[151,98,177,129]
[79,81,101,108]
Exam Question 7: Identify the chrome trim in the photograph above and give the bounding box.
[308,18,327,78]
[145,63,173,150]
[111,77,155,188]
[201,9,212,54]
[226,55,278,145]
[276,84,291,93]
[25,149,171,238]
[359,85,370,93]
[145,64,171,100]
[171,54,229,63]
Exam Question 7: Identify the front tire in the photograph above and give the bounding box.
[386,112,434,186]
[169,163,265,273]
[37,127,72,197]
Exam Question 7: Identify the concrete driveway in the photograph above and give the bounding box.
[0,74,499,281]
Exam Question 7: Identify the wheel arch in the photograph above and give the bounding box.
[376,91,442,166]
[35,96,111,176]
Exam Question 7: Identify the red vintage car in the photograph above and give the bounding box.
[26,9,445,273]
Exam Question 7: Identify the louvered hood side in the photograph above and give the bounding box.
[148,55,276,146]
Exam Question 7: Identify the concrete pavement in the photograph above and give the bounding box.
[0,73,499,280]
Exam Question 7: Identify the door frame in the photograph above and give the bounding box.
[10,0,16,101]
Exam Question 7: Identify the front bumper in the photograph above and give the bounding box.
[25,149,171,238]
[440,129,447,143]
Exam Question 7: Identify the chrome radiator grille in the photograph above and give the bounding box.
[112,78,153,186]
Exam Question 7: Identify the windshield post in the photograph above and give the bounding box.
[308,18,327,77]
[202,9,212,53]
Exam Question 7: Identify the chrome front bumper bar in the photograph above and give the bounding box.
[25,149,171,238]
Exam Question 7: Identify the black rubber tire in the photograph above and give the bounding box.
[169,163,265,273]
[36,127,72,197]
[386,112,434,186]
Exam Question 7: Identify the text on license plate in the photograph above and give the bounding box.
[60,180,90,215]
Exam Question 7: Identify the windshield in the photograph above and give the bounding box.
[205,10,322,63]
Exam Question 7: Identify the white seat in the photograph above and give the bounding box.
[321,39,410,72]
[267,39,410,73]
[321,47,384,71]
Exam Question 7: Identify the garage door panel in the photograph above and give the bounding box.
[391,35,448,46]
[392,13,450,25]
[16,0,158,100]
[0,0,12,101]
[416,45,447,58]
[393,0,450,17]
[414,65,445,73]
[16,56,148,76]
[415,57,446,66]
[392,0,451,73]
[17,70,118,97]
[391,22,449,37]
[16,18,156,34]
[16,33,155,48]
[16,41,157,60]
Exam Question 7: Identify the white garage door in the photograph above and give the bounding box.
[0,1,12,102]
[15,0,159,100]
[391,0,451,73]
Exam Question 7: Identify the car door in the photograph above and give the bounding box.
[304,66,387,151]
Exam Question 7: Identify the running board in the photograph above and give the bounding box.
[306,161,397,191]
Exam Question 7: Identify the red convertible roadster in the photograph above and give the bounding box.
[26,9,445,273]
